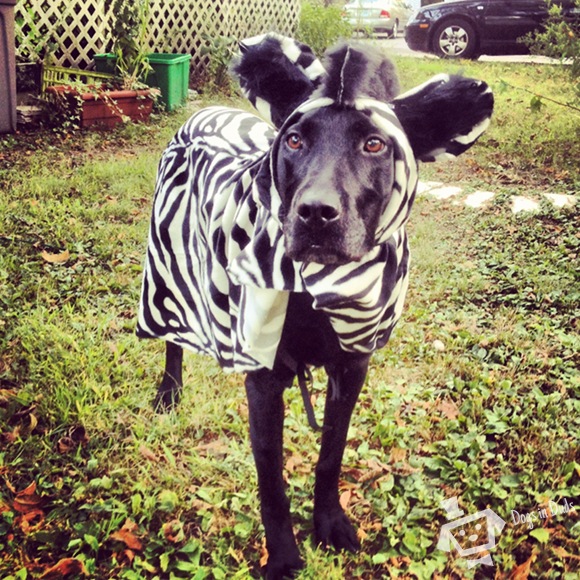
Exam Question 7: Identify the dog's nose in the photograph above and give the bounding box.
[297,201,340,227]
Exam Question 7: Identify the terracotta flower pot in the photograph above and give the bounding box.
[46,85,156,128]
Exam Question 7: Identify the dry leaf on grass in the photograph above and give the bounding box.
[15,508,45,533]
[11,481,43,513]
[139,444,159,463]
[437,399,460,420]
[508,550,538,580]
[40,558,88,579]
[259,538,269,568]
[109,519,143,551]
[41,249,70,264]
[389,448,407,463]
[162,519,185,543]
[339,489,352,510]
[57,425,89,453]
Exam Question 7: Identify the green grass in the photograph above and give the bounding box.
[1,56,579,579]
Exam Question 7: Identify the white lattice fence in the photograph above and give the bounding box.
[15,0,301,78]
[15,0,109,68]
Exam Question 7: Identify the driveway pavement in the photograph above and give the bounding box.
[378,35,563,64]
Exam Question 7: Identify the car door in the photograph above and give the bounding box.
[481,0,548,47]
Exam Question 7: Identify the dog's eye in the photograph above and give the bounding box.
[286,134,303,150]
[364,138,386,153]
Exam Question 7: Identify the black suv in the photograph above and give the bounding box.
[405,0,579,59]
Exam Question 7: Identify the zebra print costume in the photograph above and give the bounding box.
[137,34,493,373]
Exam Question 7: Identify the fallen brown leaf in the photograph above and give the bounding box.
[0,499,11,514]
[109,519,143,551]
[41,249,70,264]
[552,546,580,560]
[437,399,460,420]
[114,549,135,566]
[508,551,537,580]
[57,437,76,454]
[0,389,16,405]
[58,426,88,453]
[194,439,230,457]
[339,489,352,511]
[40,557,88,579]
[285,455,303,474]
[15,508,45,533]
[259,538,269,567]
[139,444,159,463]
[389,448,407,463]
[109,529,143,551]
[162,519,185,543]
[12,481,43,513]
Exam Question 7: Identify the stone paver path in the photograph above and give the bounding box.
[417,181,578,213]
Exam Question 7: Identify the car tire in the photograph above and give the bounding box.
[432,19,478,59]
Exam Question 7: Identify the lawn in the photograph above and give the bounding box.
[0,55,579,579]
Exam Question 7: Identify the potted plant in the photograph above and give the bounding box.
[108,0,154,88]
[93,0,192,111]
[45,77,158,129]
[43,0,159,129]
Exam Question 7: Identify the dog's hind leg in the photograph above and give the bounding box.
[313,353,370,553]
[245,367,304,579]
[154,342,183,412]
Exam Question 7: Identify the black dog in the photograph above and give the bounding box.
[137,35,493,578]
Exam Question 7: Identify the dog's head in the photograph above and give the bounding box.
[233,35,494,265]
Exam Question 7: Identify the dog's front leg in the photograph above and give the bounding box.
[245,368,304,579]
[154,341,183,411]
[313,353,370,553]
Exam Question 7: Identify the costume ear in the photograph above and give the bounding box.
[392,74,494,162]
[231,33,326,128]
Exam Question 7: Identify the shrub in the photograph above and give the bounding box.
[200,34,237,95]
[296,0,353,56]
[524,0,580,103]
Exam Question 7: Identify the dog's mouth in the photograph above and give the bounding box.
[286,241,361,265]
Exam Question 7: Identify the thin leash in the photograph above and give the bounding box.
[278,350,331,432]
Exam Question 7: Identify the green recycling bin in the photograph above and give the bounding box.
[93,52,191,111]
[146,53,191,111]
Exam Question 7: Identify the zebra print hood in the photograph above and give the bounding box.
[227,93,419,287]
[228,37,419,277]
[228,34,493,366]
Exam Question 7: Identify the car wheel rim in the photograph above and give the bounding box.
[438,25,469,56]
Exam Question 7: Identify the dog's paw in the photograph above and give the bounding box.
[264,552,304,579]
[314,508,360,553]
[153,389,180,413]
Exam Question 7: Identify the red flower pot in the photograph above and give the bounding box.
[46,85,157,128]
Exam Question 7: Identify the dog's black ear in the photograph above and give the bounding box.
[318,41,400,104]
[231,33,326,128]
[392,74,494,162]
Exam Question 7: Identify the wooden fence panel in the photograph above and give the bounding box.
[14,0,301,78]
